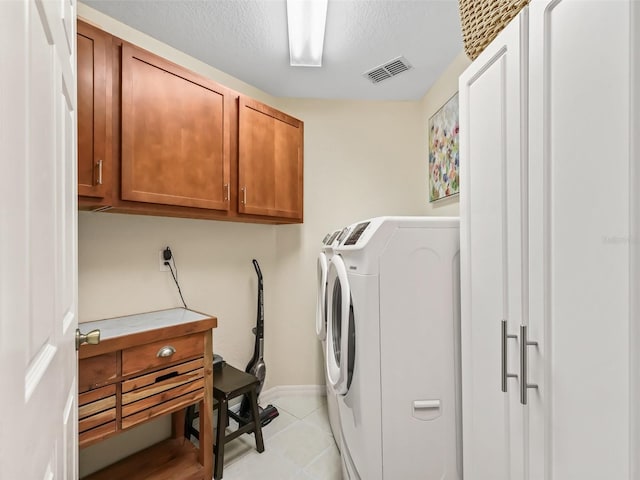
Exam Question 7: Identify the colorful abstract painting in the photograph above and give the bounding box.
[428,93,459,202]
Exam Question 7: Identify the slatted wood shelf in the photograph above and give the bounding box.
[82,438,204,480]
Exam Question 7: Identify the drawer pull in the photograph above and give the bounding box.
[155,371,179,383]
[156,346,176,358]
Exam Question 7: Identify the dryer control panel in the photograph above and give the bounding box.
[343,222,370,246]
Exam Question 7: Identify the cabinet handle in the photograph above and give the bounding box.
[501,320,518,392]
[520,325,538,405]
[224,183,229,202]
[156,345,176,358]
[241,186,247,205]
[96,159,103,185]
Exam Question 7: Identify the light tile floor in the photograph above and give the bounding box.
[218,395,341,480]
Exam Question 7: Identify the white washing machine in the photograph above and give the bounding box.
[316,230,341,341]
[326,217,462,480]
[316,228,350,449]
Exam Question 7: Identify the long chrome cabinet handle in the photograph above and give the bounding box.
[520,325,539,405]
[96,159,103,185]
[241,186,247,205]
[501,319,518,392]
[223,183,229,202]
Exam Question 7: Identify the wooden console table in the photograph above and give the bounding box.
[78,308,217,480]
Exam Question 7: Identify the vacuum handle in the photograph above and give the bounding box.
[252,259,263,283]
[252,258,264,341]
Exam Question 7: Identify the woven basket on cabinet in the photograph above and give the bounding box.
[458,0,530,60]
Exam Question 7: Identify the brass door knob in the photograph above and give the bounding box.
[76,328,101,350]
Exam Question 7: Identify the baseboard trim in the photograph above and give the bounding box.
[225,385,325,411]
[259,385,325,405]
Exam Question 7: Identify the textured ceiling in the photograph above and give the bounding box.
[83,0,464,101]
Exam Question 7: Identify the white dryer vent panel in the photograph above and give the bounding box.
[363,56,413,84]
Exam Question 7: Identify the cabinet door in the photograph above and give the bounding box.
[459,10,527,480]
[121,44,231,211]
[238,97,303,221]
[528,1,635,478]
[77,20,110,199]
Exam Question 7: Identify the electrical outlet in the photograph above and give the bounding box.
[159,250,169,271]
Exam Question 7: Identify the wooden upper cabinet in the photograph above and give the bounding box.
[77,21,111,200]
[120,44,231,211]
[238,97,303,221]
[76,21,304,223]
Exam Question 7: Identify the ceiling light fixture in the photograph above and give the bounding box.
[286,0,328,67]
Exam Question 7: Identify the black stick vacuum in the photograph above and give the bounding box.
[237,259,279,427]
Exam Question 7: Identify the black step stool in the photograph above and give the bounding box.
[185,363,265,480]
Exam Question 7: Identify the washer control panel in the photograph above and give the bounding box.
[336,227,351,245]
[324,230,340,245]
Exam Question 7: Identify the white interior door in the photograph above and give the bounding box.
[459,9,527,480]
[0,1,78,479]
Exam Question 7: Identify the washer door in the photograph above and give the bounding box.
[326,255,355,395]
[316,251,328,340]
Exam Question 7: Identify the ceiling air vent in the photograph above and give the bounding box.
[363,56,413,84]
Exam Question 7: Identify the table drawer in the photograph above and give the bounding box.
[79,421,117,449]
[79,384,117,437]
[121,358,205,430]
[79,408,116,433]
[79,353,117,393]
[122,387,204,430]
[79,385,116,413]
[122,332,204,377]
[122,358,204,396]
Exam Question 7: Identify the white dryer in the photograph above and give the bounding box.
[326,217,462,480]
[316,228,350,449]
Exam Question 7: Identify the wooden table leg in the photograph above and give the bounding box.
[200,329,214,478]
[171,408,186,441]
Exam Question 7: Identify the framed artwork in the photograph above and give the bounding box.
[428,92,459,202]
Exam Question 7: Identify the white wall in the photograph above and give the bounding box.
[77,3,471,475]
[78,213,277,476]
[270,98,428,388]
[268,52,471,388]
[79,213,277,369]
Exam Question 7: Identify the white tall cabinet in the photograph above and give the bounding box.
[460,1,639,479]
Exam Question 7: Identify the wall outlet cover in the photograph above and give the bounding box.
[159,250,169,271]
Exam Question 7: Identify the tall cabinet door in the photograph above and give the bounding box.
[459,10,528,480]
[528,1,635,478]
[238,97,303,221]
[77,20,110,200]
